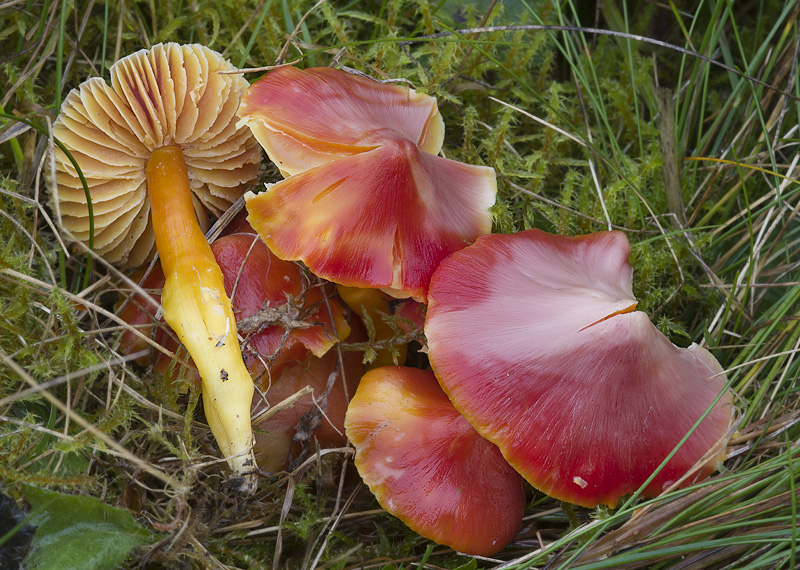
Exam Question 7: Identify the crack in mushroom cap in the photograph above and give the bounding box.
[425,229,735,508]
[50,43,262,267]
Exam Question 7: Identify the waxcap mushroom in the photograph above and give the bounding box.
[117,232,351,381]
[425,229,735,508]
[345,366,525,556]
[212,232,351,372]
[251,320,365,473]
[236,65,444,177]
[51,43,261,267]
[238,66,496,302]
[51,43,263,490]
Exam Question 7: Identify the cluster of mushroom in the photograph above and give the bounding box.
[237,65,735,554]
[50,44,735,556]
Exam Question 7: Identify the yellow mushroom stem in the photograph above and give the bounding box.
[146,145,257,492]
[337,285,408,369]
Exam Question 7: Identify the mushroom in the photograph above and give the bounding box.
[115,263,166,367]
[251,324,365,473]
[117,232,351,385]
[237,66,497,302]
[213,232,351,376]
[345,366,525,556]
[50,43,263,490]
[117,236,358,475]
[425,229,735,508]
[391,297,426,335]
[235,65,444,177]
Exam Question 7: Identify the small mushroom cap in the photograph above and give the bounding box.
[236,66,444,176]
[391,298,426,335]
[51,43,261,267]
[213,233,351,370]
[251,336,365,473]
[345,366,525,556]
[245,139,496,302]
[115,264,166,366]
[426,229,735,508]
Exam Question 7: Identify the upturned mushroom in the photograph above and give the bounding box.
[345,366,525,556]
[425,229,735,508]
[51,43,263,490]
[236,66,497,302]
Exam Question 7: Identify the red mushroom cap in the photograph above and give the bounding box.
[213,233,350,371]
[245,140,495,302]
[344,366,525,556]
[116,264,168,366]
[425,229,734,508]
[238,66,495,302]
[236,66,444,176]
[391,298,426,335]
[251,338,364,473]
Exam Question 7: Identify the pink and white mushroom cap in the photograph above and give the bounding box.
[51,43,261,267]
[425,229,735,508]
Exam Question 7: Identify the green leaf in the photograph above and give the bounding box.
[452,559,478,570]
[23,486,153,570]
